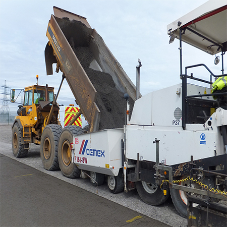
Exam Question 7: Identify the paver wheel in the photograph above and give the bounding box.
[58,126,83,178]
[171,176,201,218]
[136,180,169,206]
[90,172,105,186]
[170,187,187,218]
[12,122,29,158]
[107,173,124,194]
[40,124,62,171]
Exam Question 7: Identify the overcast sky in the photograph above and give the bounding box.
[0,0,225,124]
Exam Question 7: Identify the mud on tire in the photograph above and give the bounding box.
[40,124,62,171]
[58,126,83,178]
[12,122,29,158]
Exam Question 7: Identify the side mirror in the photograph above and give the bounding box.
[214,56,220,65]
[11,89,15,103]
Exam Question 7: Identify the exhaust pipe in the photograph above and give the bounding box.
[136,59,142,100]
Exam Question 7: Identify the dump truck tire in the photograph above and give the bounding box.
[90,172,105,186]
[107,173,124,194]
[40,124,62,171]
[58,126,83,178]
[82,125,90,133]
[136,181,169,206]
[12,122,29,158]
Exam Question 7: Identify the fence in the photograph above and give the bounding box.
[0,112,15,125]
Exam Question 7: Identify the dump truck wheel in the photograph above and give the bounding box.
[82,125,90,133]
[90,172,105,186]
[58,126,83,178]
[136,181,169,205]
[12,123,29,158]
[107,173,124,194]
[40,124,62,171]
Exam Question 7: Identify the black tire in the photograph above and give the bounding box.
[90,172,105,186]
[12,123,29,158]
[82,125,90,133]
[170,177,201,218]
[170,188,187,218]
[107,173,124,194]
[40,124,62,171]
[58,126,83,178]
[136,181,169,205]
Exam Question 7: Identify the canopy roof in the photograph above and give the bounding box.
[167,0,227,55]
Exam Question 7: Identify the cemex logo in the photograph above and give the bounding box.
[79,140,105,157]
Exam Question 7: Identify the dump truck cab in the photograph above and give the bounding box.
[18,85,52,114]
[16,84,56,128]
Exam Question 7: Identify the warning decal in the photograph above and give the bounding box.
[64,106,82,127]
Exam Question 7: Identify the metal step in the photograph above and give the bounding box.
[23,126,31,143]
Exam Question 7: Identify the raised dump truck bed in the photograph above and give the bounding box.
[45,7,136,132]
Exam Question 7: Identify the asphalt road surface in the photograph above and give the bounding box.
[0,125,187,227]
[0,154,171,227]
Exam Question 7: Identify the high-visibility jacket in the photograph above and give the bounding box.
[212,76,227,93]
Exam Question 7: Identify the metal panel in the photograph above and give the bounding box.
[125,124,220,166]
[188,196,227,227]
[46,15,100,132]
[168,0,226,33]
[72,129,124,176]
[167,1,227,55]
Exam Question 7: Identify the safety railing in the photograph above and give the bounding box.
[181,64,227,129]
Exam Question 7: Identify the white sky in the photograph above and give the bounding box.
[0,0,226,124]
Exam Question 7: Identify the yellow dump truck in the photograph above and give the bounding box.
[12,83,61,161]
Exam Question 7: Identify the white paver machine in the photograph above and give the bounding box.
[68,1,227,223]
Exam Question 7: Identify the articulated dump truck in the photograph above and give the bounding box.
[13,2,227,224]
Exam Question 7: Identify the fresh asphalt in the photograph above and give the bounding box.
[0,154,170,227]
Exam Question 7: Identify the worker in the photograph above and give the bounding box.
[212,76,227,93]
[35,97,44,104]
[35,90,45,104]
[212,76,227,108]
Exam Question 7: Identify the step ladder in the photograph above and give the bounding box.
[23,125,31,144]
